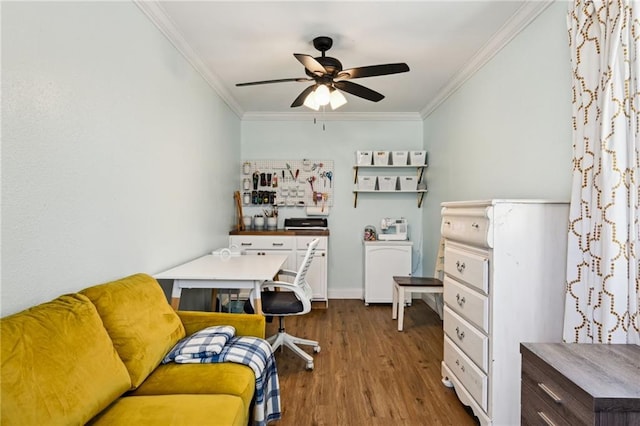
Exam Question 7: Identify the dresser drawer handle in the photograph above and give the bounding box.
[456,294,466,306]
[537,411,557,426]
[444,220,451,226]
[240,242,253,246]
[537,383,563,404]
[271,242,284,246]
[456,261,466,273]
[471,222,480,229]
[455,327,465,340]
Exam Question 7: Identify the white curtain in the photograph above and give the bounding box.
[564,0,640,344]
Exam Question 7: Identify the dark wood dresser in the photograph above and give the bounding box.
[520,343,640,425]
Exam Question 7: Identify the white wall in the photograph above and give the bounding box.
[1,2,240,316]
[241,118,424,297]
[421,2,573,276]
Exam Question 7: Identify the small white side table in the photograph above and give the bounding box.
[392,276,443,331]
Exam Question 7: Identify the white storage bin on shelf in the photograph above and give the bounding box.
[357,176,376,191]
[409,151,427,165]
[373,151,390,165]
[377,176,397,191]
[356,151,373,165]
[391,151,408,165]
[400,176,418,191]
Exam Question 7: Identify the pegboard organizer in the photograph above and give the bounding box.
[240,159,334,209]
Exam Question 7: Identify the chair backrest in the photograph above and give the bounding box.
[293,238,320,300]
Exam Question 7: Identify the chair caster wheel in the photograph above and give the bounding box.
[306,362,314,371]
[314,346,321,353]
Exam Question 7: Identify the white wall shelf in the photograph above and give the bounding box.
[352,165,428,207]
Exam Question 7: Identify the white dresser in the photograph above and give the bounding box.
[440,200,569,426]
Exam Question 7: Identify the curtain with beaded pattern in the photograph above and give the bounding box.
[563,0,640,344]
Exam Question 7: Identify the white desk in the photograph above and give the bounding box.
[155,254,288,315]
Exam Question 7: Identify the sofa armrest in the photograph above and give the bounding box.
[177,311,265,338]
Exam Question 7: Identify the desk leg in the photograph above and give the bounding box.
[397,286,405,332]
[253,281,263,315]
[170,280,182,310]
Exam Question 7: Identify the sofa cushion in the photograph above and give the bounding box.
[81,273,185,389]
[0,294,131,425]
[88,394,246,426]
[129,362,256,415]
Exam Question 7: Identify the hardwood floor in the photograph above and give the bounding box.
[265,299,479,425]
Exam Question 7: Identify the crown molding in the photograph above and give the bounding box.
[241,111,423,122]
[420,0,554,120]
[136,0,553,123]
[133,0,245,118]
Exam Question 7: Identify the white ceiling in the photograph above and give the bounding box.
[136,1,551,119]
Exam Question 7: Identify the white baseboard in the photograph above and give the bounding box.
[327,288,363,300]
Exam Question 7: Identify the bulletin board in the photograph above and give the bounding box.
[240,159,334,209]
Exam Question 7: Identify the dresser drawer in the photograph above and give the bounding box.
[441,207,492,248]
[521,348,593,425]
[229,236,294,250]
[444,276,489,333]
[443,245,489,294]
[444,335,488,411]
[521,379,574,426]
[443,306,488,372]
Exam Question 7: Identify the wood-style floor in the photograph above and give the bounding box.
[265,299,479,426]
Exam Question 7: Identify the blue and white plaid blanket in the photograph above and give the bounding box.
[163,325,235,362]
[164,331,281,426]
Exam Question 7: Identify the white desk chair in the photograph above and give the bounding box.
[247,238,321,370]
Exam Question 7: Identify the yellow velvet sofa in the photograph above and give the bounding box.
[1,273,266,425]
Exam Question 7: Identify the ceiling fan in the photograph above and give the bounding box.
[235,36,410,110]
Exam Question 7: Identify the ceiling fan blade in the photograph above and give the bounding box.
[236,77,312,87]
[294,54,327,76]
[291,84,318,108]
[336,63,410,80]
[334,81,384,102]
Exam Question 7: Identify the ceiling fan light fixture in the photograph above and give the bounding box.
[314,84,331,106]
[303,91,320,111]
[329,88,347,110]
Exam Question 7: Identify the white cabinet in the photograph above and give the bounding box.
[229,235,328,306]
[363,241,412,304]
[440,200,569,426]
